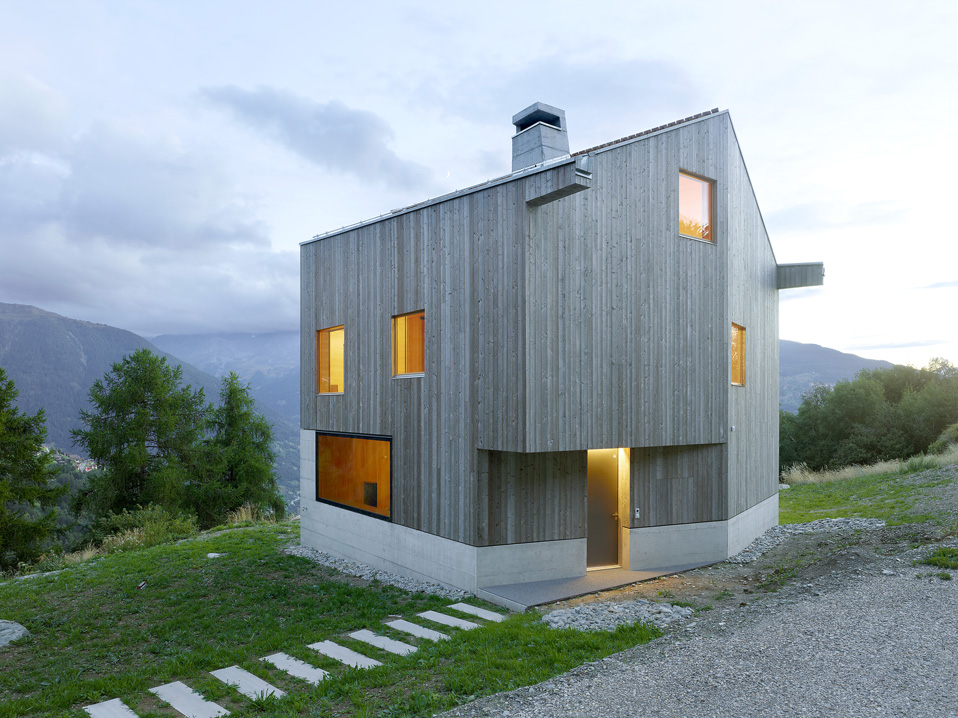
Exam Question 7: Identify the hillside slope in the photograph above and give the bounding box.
[0,303,299,503]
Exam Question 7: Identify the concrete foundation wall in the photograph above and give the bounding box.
[627,493,778,570]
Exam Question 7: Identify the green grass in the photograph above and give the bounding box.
[918,546,958,570]
[0,521,660,717]
[779,470,951,526]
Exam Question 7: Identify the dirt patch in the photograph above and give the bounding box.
[535,522,951,622]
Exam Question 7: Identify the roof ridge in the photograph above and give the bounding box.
[572,108,721,156]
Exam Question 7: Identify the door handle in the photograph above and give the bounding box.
[612,513,619,521]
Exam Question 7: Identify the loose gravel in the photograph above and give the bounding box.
[725,517,886,564]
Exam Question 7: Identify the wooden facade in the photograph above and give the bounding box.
[301,109,816,574]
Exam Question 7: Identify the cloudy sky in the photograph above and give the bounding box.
[1,1,956,367]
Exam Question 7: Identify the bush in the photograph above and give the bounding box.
[929,422,958,454]
[90,504,198,550]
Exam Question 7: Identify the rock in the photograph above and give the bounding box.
[882,570,896,576]
[0,621,30,648]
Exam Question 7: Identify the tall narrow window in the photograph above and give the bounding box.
[316,432,390,518]
[317,325,344,393]
[679,172,712,241]
[392,310,425,376]
[731,323,746,386]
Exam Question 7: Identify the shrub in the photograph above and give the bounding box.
[929,422,958,454]
[91,504,198,550]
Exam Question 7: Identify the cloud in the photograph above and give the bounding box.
[848,340,945,351]
[201,86,430,189]
[923,280,958,289]
[767,201,905,234]
[0,73,67,156]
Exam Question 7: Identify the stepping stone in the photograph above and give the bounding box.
[210,665,285,700]
[84,698,140,718]
[149,681,229,718]
[384,619,449,641]
[262,652,328,686]
[448,602,506,623]
[308,640,382,668]
[349,629,417,656]
[417,610,480,630]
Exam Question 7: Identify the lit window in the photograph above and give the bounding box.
[392,311,425,376]
[679,172,712,241]
[317,325,344,393]
[731,323,746,386]
[316,433,390,518]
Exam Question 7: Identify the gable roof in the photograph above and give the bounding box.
[572,108,721,156]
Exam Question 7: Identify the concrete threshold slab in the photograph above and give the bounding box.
[211,665,285,700]
[84,698,140,718]
[149,681,229,718]
[262,652,328,685]
[477,562,710,611]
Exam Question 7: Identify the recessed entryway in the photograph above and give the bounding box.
[586,448,630,569]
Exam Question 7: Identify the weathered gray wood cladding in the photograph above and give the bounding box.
[301,110,783,545]
[777,262,825,289]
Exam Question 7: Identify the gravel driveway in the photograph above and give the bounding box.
[442,540,958,718]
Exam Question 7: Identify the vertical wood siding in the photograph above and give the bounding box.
[631,444,727,526]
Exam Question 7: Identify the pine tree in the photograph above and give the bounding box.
[0,368,66,571]
[71,349,208,518]
[191,372,285,527]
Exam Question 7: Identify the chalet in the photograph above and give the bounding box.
[299,103,823,608]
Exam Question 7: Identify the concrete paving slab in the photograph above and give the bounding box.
[149,681,229,718]
[384,619,449,641]
[349,629,417,656]
[210,665,285,700]
[447,602,506,622]
[83,698,140,718]
[308,640,382,668]
[262,652,328,686]
[417,611,480,630]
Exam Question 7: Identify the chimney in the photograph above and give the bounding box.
[511,102,569,172]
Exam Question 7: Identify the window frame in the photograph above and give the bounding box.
[731,322,746,387]
[678,170,714,244]
[314,430,392,521]
[391,310,425,378]
[316,324,345,395]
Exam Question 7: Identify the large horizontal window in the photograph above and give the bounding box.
[679,172,712,242]
[392,310,425,376]
[316,432,391,518]
[731,323,746,386]
[316,325,344,394]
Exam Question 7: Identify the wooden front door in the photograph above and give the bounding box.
[587,448,620,568]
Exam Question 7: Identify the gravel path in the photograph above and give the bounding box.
[443,543,958,718]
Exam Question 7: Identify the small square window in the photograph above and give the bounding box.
[317,325,344,393]
[392,311,425,376]
[679,172,712,242]
[731,323,746,386]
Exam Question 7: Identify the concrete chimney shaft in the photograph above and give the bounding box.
[511,102,570,172]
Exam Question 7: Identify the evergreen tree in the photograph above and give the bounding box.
[0,368,66,571]
[71,349,208,518]
[191,373,285,527]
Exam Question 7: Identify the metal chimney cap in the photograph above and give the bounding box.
[512,102,566,134]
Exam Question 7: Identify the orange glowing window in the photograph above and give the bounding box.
[392,311,425,376]
[315,433,390,518]
[731,323,746,386]
[317,325,344,394]
[679,172,712,241]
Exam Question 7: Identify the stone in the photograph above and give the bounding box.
[0,620,30,648]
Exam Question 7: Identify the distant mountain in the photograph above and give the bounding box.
[779,340,895,413]
[0,303,299,505]
[151,331,299,424]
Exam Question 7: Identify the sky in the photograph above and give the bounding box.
[1,0,956,368]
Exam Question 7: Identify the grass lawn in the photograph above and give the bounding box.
[0,522,660,717]
[779,470,951,526]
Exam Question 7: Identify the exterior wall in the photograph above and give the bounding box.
[521,114,730,454]
[630,444,727,526]
[477,450,586,546]
[724,120,780,518]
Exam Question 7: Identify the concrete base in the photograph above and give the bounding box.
[627,493,779,570]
